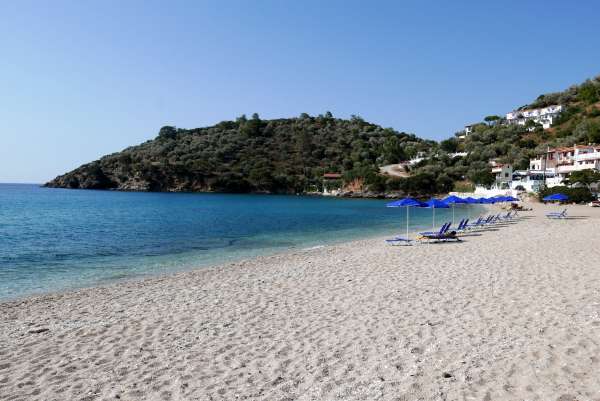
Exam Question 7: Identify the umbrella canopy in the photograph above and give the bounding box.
[442,195,467,225]
[386,198,426,244]
[442,195,468,204]
[505,196,519,202]
[424,198,450,208]
[492,196,508,202]
[423,198,449,231]
[543,193,569,201]
[386,198,426,208]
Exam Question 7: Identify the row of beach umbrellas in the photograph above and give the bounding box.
[386,195,520,241]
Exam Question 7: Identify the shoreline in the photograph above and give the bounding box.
[4,203,597,400]
[1,203,481,303]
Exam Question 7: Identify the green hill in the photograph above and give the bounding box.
[45,113,433,194]
[46,75,600,196]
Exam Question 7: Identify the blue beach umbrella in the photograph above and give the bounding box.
[442,195,467,225]
[423,198,450,231]
[505,196,519,202]
[543,193,568,202]
[543,193,569,214]
[386,198,426,242]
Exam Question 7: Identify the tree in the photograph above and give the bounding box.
[574,120,600,143]
[157,126,177,140]
[242,113,263,137]
[539,186,593,204]
[435,173,454,193]
[484,115,501,125]
[579,81,599,105]
[468,169,495,187]
[568,170,600,190]
[440,138,458,153]
[382,136,407,164]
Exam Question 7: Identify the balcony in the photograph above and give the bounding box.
[557,163,600,174]
[556,164,578,174]
[575,152,600,161]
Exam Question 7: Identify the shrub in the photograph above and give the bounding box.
[538,186,593,204]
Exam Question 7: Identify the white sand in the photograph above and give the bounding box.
[2,203,600,400]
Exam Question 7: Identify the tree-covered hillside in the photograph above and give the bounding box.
[46,75,600,196]
[46,113,433,193]
[412,74,600,189]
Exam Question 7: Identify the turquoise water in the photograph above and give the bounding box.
[0,184,475,300]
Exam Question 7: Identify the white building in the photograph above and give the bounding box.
[459,123,480,139]
[506,105,563,129]
[527,144,600,188]
[492,163,513,183]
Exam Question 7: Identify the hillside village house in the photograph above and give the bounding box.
[506,105,563,129]
[474,145,600,195]
[459,123,484,139]
[491,163,513,185]
[530,144,600,182]
[322,173,343,195]
[460,105,562,138]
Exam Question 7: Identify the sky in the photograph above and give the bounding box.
[2,0,600,183]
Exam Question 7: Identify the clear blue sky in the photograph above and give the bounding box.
[2,0,599,183]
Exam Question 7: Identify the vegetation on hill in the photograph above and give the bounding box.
[46,113,433,194]
[46,75,600,196]
[409,75,600,190]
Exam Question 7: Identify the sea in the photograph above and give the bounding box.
[0,184,476,300]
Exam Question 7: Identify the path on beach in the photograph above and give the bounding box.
[2,204,600,400]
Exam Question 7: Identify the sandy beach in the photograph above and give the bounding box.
[2,203,600,401]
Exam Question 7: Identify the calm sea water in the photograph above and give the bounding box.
[0,184,475,300]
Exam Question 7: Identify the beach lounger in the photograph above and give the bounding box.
[419,222,450,237]
[455,219,469,232]
[385,237,413,246]
[420,230,461,243]
[546,209,567,219]
[465,217,484,230]
[418,223,461,243]
[472,215,496,229]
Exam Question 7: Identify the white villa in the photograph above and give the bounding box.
[506,105,563,129]
[529,144,600,183]
[472,145,600,195]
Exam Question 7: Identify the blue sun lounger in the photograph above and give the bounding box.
[419,223,461,243]
[546,209,567,219]
[455,218,469,233]
[419,222,451,237]
[385,237,413,246]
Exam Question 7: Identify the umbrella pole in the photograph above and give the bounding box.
[406,207,409,242]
